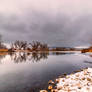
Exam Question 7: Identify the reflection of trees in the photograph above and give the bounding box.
[9,52,49,63]
[52,52,66,55]
[0,51,72,64]
[9,52,27,63]
[52,51,75,55]
[0,34,7,49]
[84,60,92,64]
[0,53,6,63]
[30,52,49,62]
[52,51,73,55]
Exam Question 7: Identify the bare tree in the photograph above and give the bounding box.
[11,40,28,50]
[39,43,49,51]
[29,41,41,51]
[29,41,49,51]
[0,34,7,49]
[11,40,49,51]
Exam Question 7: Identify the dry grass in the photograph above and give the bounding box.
[0,49,8,52]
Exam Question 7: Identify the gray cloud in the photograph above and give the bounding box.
[0,0,92,47]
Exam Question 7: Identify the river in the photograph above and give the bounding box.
[0,51,92,92]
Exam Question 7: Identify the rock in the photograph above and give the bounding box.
[82,77,85,80]
[55,79,59,83]
[57,86,63,90]
[48,85,53,90]
[87,78,92,82]
[48,80,55,85]
[51,89,58,92]
[62,79,65,82]
[40,90,48,92]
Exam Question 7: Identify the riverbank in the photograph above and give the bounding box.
[40,67,92,92]
[0,48,81,52]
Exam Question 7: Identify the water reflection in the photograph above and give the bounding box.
[0,51,75,63]
[84,61,92,64]
[0,52,6,63]
[0,52,50,63]
[11,52,28,63]
[1,51,92,64]
[31,52,49,62]
[52,51,75,55]
[0,51,92,92]
[83,54,92,64]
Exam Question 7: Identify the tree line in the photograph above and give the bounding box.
[0,40,49,51]
[0,34,49,51]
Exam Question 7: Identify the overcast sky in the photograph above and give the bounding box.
[0,0,92,47]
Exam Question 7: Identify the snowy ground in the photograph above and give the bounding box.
[56,68,92,92]
[40,68,92,92]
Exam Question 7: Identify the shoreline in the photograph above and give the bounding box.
[0,49,81,52]
[40,67,92,92]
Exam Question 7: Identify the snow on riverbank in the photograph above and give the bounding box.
[40,67,92,92]
[56,68,92,92]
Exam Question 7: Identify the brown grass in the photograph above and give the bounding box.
[0,49,8,52]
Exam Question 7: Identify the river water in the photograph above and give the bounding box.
[0,51,92,92]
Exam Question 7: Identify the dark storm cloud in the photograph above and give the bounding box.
[0,0,92,47]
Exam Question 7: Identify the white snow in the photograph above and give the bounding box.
[56,68,92,92]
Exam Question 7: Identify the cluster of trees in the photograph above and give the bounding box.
[11,41,28,50]
[10,40,49,51]
[0,34,49,51]
[29,41,49,51]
